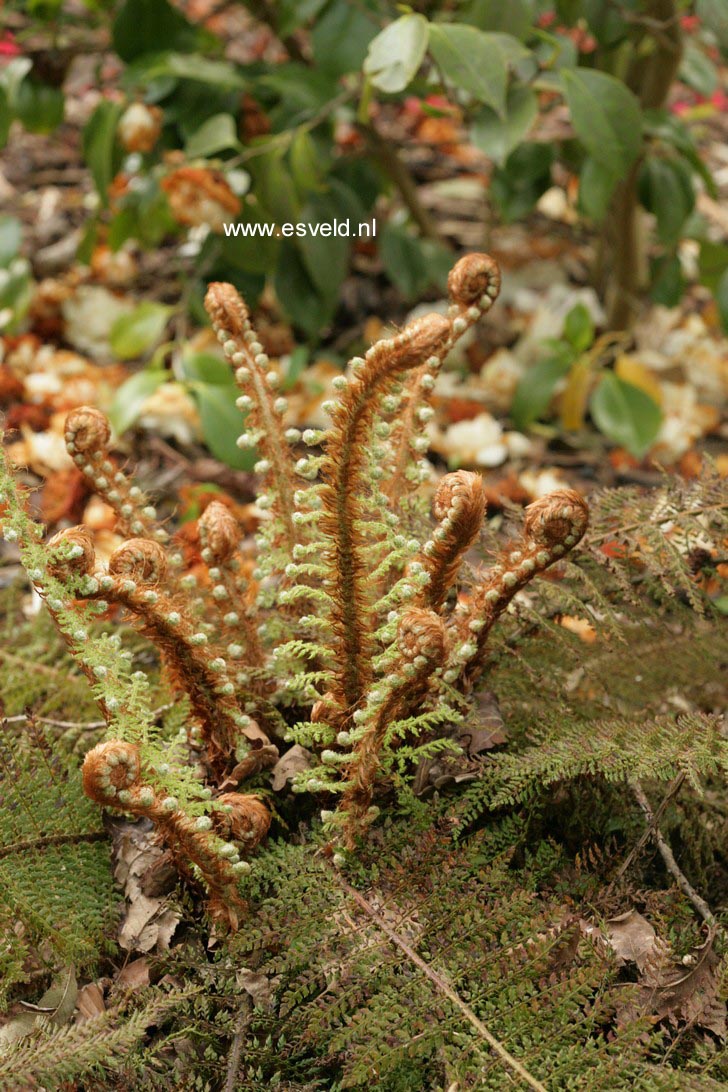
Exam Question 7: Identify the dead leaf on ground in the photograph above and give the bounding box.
[606,909,669,972]
[112,819,180,954]
[461,690,508,754]
[0,967,78,1052]
[236,967,278,1011]
[271,744,313,791]
[633,930,727,1040]
[75,981,106,1023]
[604,912,726,1039]
[116,957,151,991]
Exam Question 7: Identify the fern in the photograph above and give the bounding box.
[0,721,114,1008]
[0,252,726,1088]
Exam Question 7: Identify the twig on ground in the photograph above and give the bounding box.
[615,772,686,881]
[629,779,718,928]
[224,996,252,1092]
[334,870,548,1092]
[1,705,174,732]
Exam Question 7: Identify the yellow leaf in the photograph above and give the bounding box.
[615,355,662,406]
[559,358,592,430]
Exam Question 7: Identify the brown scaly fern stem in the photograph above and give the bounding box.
[338,608,449,848]
[320,313,450,713]
[204,282,298,554]
[47,529,266,776]
[451,490,589,690]
[65,408,168,544]
[319,253,501,722]
[197,500,265,671]
[336,488,588,849]
[82,740,269,929]
[383,255,501,506]
[412,470,487,612]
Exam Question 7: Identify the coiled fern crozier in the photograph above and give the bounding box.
[0,253,588,928]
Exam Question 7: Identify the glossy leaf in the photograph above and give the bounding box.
[297,193,351,302]
[638,158,694,246]
[180,352,232,386]
[108,369,168,435]
[193,381,257,469]
[698,239,728,292]
[82,101,124,205]
[364,13,428,94]
[490,142,554,221]
[311,0,378,77]
[185,113,240,158]
[113,0,200,61]
[562,68,642,172]
[471,85,537,166]
[511,352,573,428]
[563,304,594,354]
[124,53,246,90]
[0,90,9,151]
[679,42,718,96]
[590,373,662,457]
[459,0,534,39]
[715,268,728,333]
[614,355,662,406]
[289,130,325,193]
[274,242,335,338]
[650,254,685,307]
[380,223,450,298]
[578,157,618,222]
[217,206,279,274]
[697,0,728,49]
[109,302,172,360]
[428,24,521,115]
[14,80,64,133]
[0,216,22,267]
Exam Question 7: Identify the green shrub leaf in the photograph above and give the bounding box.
[562,68,642,173]
[108,369,168,435]
[578,157,618,222]
[113,0,200,62]
[428,24,516,115]
[185,113,240,158]
[511,351,573,428]
[193,381,256,469]
[0,216,22,267]
[109,302,172,360]
[563,303,594,353]
[471,85,537,166]
[363,14,429,94]
[82,101,124,205]
[697,0,728,49]
[590,373,662,457]
[639,158,695,246]
[180,351,232,386]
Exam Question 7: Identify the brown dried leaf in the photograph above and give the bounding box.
[638,932,726,1039]
[112,819,180,954]
[606,909,667,973]
[271,744,313,792]
[605,913,727,1039]
[75,981,106,1024]
[236,968,277,1011]
[461,690,508,754]
[116,958,151,992]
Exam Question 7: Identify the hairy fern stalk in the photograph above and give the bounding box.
[0,253,594,928]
